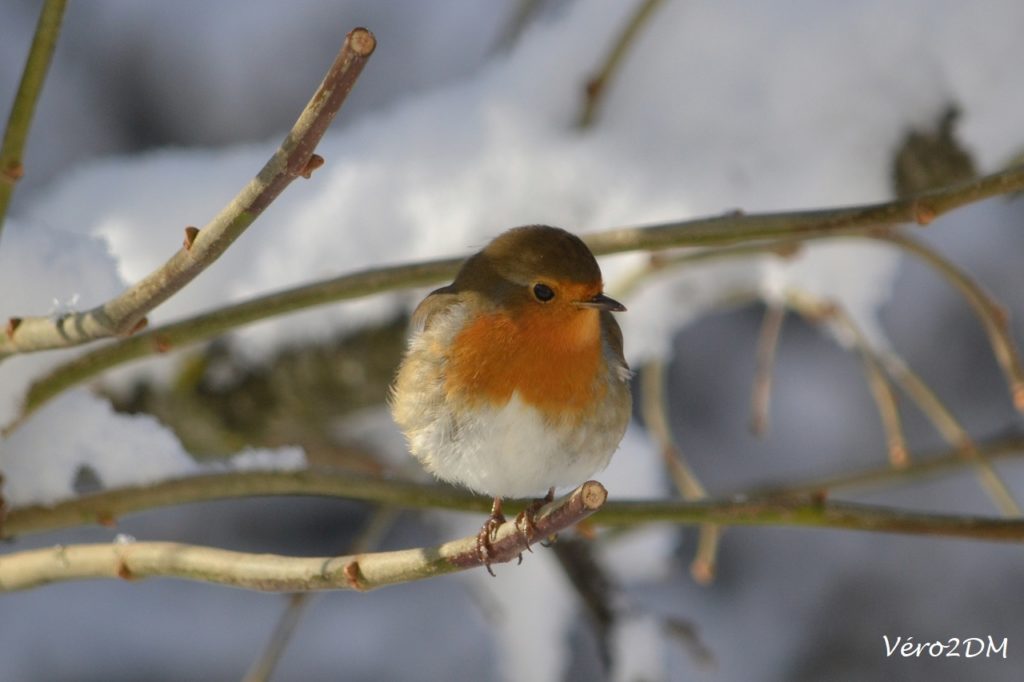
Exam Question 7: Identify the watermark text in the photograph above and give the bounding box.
[883,636,1007,659]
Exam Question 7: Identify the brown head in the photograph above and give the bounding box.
[452,225,625,318]
[442,226,626,414]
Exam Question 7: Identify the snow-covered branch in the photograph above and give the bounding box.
[10,164,1024,433]
[0,27,376,358]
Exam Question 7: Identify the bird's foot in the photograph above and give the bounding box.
[477,497,507,577]
[514,487,555,552]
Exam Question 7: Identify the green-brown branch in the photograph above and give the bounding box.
[0,0,67,239]
[593,496,1024,542]
[2,469,487,538]
[4,484,1023,594]
[4,436,1024,540]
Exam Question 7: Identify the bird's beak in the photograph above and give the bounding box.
[576,292,626,312]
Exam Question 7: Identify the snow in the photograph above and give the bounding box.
[2,1,1024,681]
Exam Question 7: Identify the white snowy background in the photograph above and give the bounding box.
[2,1,1024,680]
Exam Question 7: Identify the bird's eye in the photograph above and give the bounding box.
[532,283,555,302]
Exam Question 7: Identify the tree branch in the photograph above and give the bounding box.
[4,479,1023,594]
[585,163,1024,253]
[242,505,400,682]
[0,481,607,593]
[1,470,488,539]
[874,230,1024,412]
[786,292,909,466]
[7,258,458,434]
[593,496,1024,542]
[0,0,67,240]
[10,164,1024,432]
[577,0,665,128]
[749,436,1024,498]
[749,303,786,438]
[4,437,1024,542]
[640,360,721,583]
[0,27,376,357]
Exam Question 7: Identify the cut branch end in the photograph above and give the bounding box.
[348,27,377,57]
[580,480,609,510]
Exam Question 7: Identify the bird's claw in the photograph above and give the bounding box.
[477,489,555,574]
[513,487,555,552]
[477,501,507,577]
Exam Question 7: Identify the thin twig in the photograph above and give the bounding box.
[549,538,615,669]
[690,526,722,587]
[749,304,786,437]
[0,27,376,357]
[874,230,1024,414]
[640,362,706,500]
[1,471,487,539]
[0,0,67,240]
[492,0,544,53]
[242,593,308,682]
[7,258,458,434]
[578,0,665,128]
[613,239,803,300]
[9,166,1024,430]
[0,481,607,593]
[880,353,1021,516]
[0,473,7,535]
[242,506,399,682]
[750,435,1024,497]
[786,291,908,467]
[786,290,1019,513]
[612,230,1024,510]
[639,362,721,583]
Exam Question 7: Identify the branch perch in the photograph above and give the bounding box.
[5,483,1024,594]
[0,27,376,357]
[0,481,606,593]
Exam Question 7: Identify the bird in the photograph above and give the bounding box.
[390,225,631,572]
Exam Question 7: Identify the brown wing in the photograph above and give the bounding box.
[410,285,461,333]
[600,310,628,368]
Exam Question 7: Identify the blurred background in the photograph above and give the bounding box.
[2,1,1024,680]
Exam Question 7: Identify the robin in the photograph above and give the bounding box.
[390,225,631,572]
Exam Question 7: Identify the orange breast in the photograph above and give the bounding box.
[445,306,606,421]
